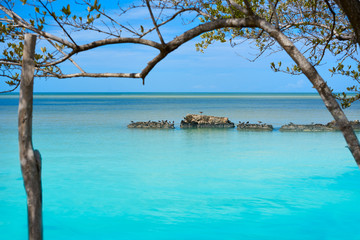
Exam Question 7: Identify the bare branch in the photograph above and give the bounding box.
[141,8,202,37]
[38,0,78,48]
[46,40,85,73]
[139,18,258,80]
[0,60,22,66]
[280,22,353,41]
[85,1,142,37]
[77,37,163,51]
[42,18,259,82]
[37,72,141,79]
[145,0,165,45]
[41,37,163,67]
[167,18,257,51]
[140,51,168,79]
[40,49,76,67]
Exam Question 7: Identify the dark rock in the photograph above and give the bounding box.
[326,120,360,131]
[180,114,235,128]
[237,121,273,131]
[128,120,175,129]
[279,122,334,132]
[280,120,360,132]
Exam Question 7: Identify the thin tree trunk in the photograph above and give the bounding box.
[18,34,43,240]
[257,19,360,167]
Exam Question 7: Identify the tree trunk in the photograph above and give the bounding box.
[18,34,43,240]
[257,18,360,167]
[334,0,360,46]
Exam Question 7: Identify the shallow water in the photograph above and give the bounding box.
[1,93,360,239]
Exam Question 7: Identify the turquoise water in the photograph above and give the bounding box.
[1,93,360,239]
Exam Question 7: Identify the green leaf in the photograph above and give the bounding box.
[5,81,16,86]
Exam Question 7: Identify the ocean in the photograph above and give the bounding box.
[1,93,360,239]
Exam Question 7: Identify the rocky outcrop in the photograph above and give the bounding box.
[279,123,333,132]
[237,121,273,131]
[128,120,175,129]
[326,120,360,131]
[280,120,360,132]
[180,114,235,128]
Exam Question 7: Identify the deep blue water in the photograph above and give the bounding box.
[1,93,360,239]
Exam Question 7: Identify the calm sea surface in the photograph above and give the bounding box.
[1,93,360,239]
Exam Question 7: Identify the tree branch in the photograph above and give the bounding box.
[38,72,141,79]
[243,0,255,15]
[38,0,78,48]
[0,4,76,48]
[268,0,280,29]
[88,1,141,37]
[0,60,22,66]
[167,18,257,51]
[77,37,163,51]
[40,37,163,67]
[46,40,85,73]
[141,8,202,37]
[318,0,336,62]
[42,18,257,82]
[0,79,20,93]
[227,0,250,15]
[145,0,165,45]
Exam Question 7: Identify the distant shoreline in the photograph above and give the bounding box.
[0,92,329,98]
[2,92,358,101]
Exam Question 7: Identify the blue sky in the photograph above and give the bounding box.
[0,0,355,93]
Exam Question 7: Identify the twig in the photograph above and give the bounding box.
[268,0,279,29]
[145,0,165,45]
[38,0,78,48]
[318,0,336,63]
[0,80,20,93]
[243,0,254,15]
[46,40,85,73]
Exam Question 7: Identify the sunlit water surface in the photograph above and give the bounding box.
[1,93,360,239]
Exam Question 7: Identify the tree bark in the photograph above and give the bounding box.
[18,34,43,240]
[257,18,360,167]
[334,0,360,46]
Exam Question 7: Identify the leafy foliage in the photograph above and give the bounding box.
[194,0,360,108]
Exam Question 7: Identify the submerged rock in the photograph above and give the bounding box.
[279,122,334,132]
[128,120,175,129]
[180,114,235,128]
[237,121,273,131]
